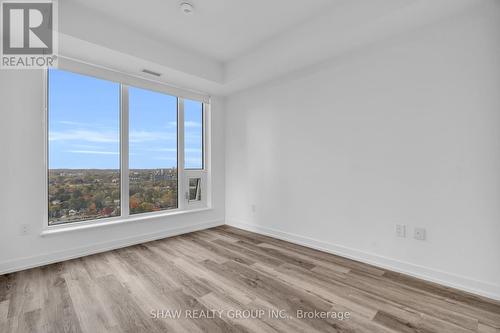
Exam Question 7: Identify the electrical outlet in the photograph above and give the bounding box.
[414,227,426,241]
[19,224,30,236]
[251,204,256,213]
[395,224,406,238]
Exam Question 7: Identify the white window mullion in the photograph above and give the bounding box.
[120,84,130,217]
[177,97,186,210]
[204,101,212,208]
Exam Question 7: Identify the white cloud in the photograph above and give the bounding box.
[49,130,119,143]
[185,157,202,167]
[153,156,177,161]
[185,121,201,128]
[50,129,177,144]
[146,147,200,153]
[167,121,200,128]
[130,130,176,143]
[66,150,119,155]
[146,147,177,152]
[72,144,104,150]
[185,148,202,153]
[58,120,82,125]
[57,120,99,127]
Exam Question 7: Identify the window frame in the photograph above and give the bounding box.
[42,62,211,233]
[126,84,180,216]
[184,102,205,171]
[183,100,207,209]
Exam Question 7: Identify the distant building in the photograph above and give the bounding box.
[151,169,174,182]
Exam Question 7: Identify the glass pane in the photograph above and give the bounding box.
[189,178,201,201]
[48,69,120,225]
[129,87,178,214]
[184,99,203,169]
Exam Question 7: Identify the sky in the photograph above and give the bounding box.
[48,68,203,170]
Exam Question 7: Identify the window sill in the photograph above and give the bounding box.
[40,207,212,236]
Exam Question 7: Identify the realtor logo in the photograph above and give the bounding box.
[1,1,57,68]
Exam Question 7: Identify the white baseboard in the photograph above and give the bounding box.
[0,220,223,275]
[226,219,500,301]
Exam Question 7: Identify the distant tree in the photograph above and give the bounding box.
[139,202,154,212]
[72,189,82,199]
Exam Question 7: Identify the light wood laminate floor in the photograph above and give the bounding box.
[1,226,499,333]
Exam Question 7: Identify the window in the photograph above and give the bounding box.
[129,87,178,214]
[184,99,203,169]
[48,69,120,225]
[46,67,208,226]
[183,99,206,208]
[188,177,202,202]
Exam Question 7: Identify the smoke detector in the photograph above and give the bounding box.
[180,2,194,15]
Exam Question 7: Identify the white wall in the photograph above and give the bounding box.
[0,69,226,273]
[225,4,500,299]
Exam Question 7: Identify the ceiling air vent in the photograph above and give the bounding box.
[142,69,162,77]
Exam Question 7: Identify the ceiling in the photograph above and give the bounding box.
[58,0,480,96]
[63,0,338,62]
